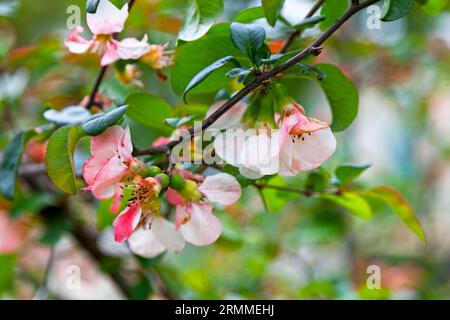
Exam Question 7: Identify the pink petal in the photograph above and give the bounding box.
[87,0,129,35]
[198,173,241,205]
[206,100,247,130]
[279,138,319,175]
[110,186,123,214]
[91,125,124,154]
[82,148,116,185]
[90,156,129,199]
[152,217,185,253]
[64,26,91,54]
[165,188,185,206]
[127,227,165,258]
[117,36,150,61]
[174,205,190,230]
[100,40,120,66]
[180,203,222,246]
[113,205,142,243]
[119,126,133,158]
[290,127,337,165]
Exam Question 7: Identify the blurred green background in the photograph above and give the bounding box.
[1,0,450,299]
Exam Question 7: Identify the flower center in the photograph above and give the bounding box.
[91,34,114,55]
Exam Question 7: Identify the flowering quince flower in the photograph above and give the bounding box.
[114,177,186,258]
[165,172,241,246]
[82,125,136,207]
[140,44,174,70]
[214,101,336,178]
[0,209,27,253]
[64,0,150,66]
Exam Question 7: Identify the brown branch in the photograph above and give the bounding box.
[134,0,381,157]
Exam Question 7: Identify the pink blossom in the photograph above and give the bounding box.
[205,100,247,130]
[214,102,336,178]
[82,126,134,201]
[0,210,26,253]
[141,44,174,70]
[64,0,149,66]
[113,177,185,258]
[166,172,241,246]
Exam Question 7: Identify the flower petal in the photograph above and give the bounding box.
[206,100,247,130]
[213,129,246,166]
[240,132,280,176]
[82,148,116,185]
[117,36,150,60]
[64,26,91,54]
[165,188,185,206]
[198,173,241,205]
[87,0,129,35]
[127,227,165,258]
[113,205,142,243]
[90,156,129,199]
[90,125,124,154]
[100,40,120,66]
[291,127,337,165]
[152,217,185,253]
[174,205,190,230]
[180,203,221,246]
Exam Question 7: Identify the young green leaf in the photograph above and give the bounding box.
[82,105,128,136]
[0,130,36,200]
[314,63,359,132]
[320,0,348,30]
[335,163,371,185]
[234,6,265,23]
[381,0,415,22]
[294,15,326,30]
[86,0,100,13]
[262,0,286,27]
[178,0,224,41]
[45,125,86,194]
[362,186,426,242]
[322,192,373,220]
[183,56,241,103]
[420,0,448,16]
[125,93,173,133]
[230,22,266,64]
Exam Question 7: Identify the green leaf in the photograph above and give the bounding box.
[172,23,244,96]
[314,63,359,132]
[362,186,426,242]
[125,93,174,133]
[262,0,285,26]
[234,6,265,23]
[86,0,100,14]
[335,163,371,185]
[183,56,241,103]
[320,0,348,30]
[322,192,373,220]
[97,199,116,230]
[0,254,17,295]
[45,125,86,194]
[230,22,266,64]
[82,105,128,136]
[381,0,415,21]
[0,130,36,200]
[178,0,224,41]
[165,115,198,129]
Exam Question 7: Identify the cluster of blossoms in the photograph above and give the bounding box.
[82,126,241,258]
[213,98,337,179]
[65,0,172,70]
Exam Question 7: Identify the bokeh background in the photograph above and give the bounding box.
[1,0,450,299]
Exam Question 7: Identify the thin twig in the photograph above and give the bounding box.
[134,0,381,157]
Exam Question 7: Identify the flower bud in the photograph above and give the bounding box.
[155,173,170,189]
[169,173,186,191]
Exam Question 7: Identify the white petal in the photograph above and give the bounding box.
[198,173,241,205]
[87,0,129,35]
[43,106,92,125]
[291,127,337,165]
[206,100,247,130]
[128,228,166,258]
[117,36,150,60]
[239,133,280,176]
[213,129,246,166]
[152,217,185,253]
[180,203,221,246]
